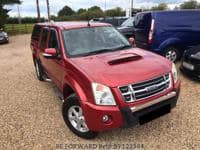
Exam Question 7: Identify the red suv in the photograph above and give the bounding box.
[31,22,180,139]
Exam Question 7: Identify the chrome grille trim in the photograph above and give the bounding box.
[119,73,171,103]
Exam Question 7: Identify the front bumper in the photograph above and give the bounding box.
[83,87,180,132]
[120,90,179,127]
[0,37,9,44]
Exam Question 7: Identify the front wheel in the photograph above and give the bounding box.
[62,94,98,139]
[164,47,180,62]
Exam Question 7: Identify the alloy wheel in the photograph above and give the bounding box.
[165,49,177,62]
[68,106,89,133]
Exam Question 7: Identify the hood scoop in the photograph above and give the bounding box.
[108,54,142,65]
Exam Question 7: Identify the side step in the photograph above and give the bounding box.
[44,78,52,82]
[53,86,65,102]
[42,73,52,82]
[42,72,64,102]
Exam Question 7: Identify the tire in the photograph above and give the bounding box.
[62,94,98,139]
[34,59,44,81]
[164,47,180,62]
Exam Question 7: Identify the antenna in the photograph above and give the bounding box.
[88,19,91,27]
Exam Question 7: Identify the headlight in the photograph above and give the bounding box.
[92,83,116,106]
[195,52,200,57]
[172,63,178,83]
[191,52,200,60]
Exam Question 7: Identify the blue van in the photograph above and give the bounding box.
[134,10,200,62]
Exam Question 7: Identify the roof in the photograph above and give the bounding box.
[36,21,112,30]
[137,9,200,15]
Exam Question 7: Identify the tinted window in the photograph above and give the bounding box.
[134,13,151,29]
[40,28,49,49]
[121,17,135,27]
[48,29,60,51]
[32,25,41,41]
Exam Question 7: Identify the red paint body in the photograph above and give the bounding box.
[31,22,180,132]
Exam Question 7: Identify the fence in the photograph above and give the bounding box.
[5,24,34,35]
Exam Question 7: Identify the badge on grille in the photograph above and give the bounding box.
[146,85,159,92]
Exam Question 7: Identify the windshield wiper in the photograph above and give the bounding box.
[80,48,114,56]
[112,45,132,51]
[79,45,132,57]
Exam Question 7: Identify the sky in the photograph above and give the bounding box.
[4,0,199,18]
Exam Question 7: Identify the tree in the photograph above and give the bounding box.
[79,10,104,20]
[36,0,40,22]
[180,0,200,9]
[77,8,87,14]
[105,7,125,17]
[174,6,179,10]
[50,15,57,20]
[0,0,21,28]
[88,6,102,12]
[151,3,168,11]
[58,5,75,17]
[77,6,104,20]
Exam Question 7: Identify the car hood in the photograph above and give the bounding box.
[0,32,4,37]
[71,48,171,87]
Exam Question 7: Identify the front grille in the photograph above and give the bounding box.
[119,74,171,103]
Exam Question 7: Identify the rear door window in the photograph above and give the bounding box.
[134,13,151,29]
[31,25,41,41]
[40,28,49,49]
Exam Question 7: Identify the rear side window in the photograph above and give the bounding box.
[31,25,41,41]
[134,13,151,29]
[40,28,49,49]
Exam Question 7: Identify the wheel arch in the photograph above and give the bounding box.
[63,84,75,100]
[159,38,183,52]
[62,79,88,103]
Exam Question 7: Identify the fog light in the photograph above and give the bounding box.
[102,115,109,123]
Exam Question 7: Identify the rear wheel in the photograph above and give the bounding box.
[164,47,180,62]
[62,94,98,139]
[34,59,44,81]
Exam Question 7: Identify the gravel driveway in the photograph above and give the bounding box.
[0,34,200,150]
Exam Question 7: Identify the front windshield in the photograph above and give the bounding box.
[121,17,135,27]
[62,26,131,57]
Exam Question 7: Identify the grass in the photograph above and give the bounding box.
[5,24,34,35]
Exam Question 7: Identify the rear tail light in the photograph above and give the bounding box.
[148,19,155,44]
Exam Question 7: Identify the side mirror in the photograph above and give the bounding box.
[43,48,57,59]
[128,37,135,47]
